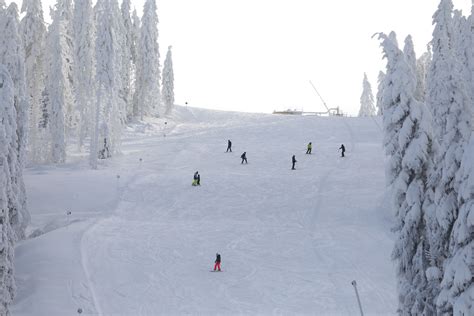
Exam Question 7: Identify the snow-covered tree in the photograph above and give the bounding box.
[53,0,75,138]
[358,73,375,117]
[378,32,435,314]
[73,0,94,150]
[0,65,18,316]
[415,48,431,103]
[426,1,472,313]
[45,4,73,163]
[162,45,174,115]
[136,0,161,118]
[0,3,30,240]
[437,137,474,315]
[130,8,140,117]
[91,0,123,169]
[403,35,417,79]
[20,0,46,163]
[376,71,385,116]
[121,0,133,120]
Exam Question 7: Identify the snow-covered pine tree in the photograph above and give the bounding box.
[112,0,127,127]
[0,65,18,316]
[73,0,94,150]
[121,0,133,120]
[358,73,375,117]
[426,1,472,313]
[376,71,385,116]
[415,48,431,103]
[403,35,417,80]
[20,0,46,164]
[0,3,30,240]
[452,10,473,104]
[131,8,140,118]
[162,45,174,115]
[436,137,474,315]
[136,0,161,118]
[53,0,75,138]
[91,0,123,169]
[378,32,435,314]
[45,5,71,164]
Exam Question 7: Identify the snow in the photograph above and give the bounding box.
[11,106,397,315]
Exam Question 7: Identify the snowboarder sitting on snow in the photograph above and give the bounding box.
[241,152,248,164]
[226,140,232,152]
[306,142,312,154]
[192,171,200,186]
[214,253,221,271]
[292,155,297,170]
[339,144,346,157]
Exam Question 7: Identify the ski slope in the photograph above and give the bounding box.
[12,107,397,315]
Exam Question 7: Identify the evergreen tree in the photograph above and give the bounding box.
[378,32,435,314]
[20,0,46,163]
[131,8,140,118]
[426,1,472,313]
[437,137,474,315]
[136,0,161,118]
[376,71,385,116]
[0,3,30,240]
[0,65,18,316]
[121,0,133,120]
[73,0,94,150]
[45,5,71,164]
[162,45,174,115]
[91,0,123,169]
[403,35,417,79]
[358,73,375,117]
[415,48,431,103]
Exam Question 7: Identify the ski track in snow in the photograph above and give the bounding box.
[14,109,396,315]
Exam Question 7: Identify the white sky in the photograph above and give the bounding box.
[10,0,473,115]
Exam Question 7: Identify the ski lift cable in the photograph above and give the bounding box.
[309,80,331,113]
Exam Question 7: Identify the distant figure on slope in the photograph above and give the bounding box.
[292,155,297,170]
[226,140,232,152]
[192,171,200,186]
[339,144,346,158]
[241,152,248,164]
[214,253,221,271]
[306,142,312,154]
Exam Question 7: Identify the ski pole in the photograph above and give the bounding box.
[351,280,364,316]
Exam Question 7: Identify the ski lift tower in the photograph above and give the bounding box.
[308,81,341,116]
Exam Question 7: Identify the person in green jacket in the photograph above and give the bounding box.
[306,142,312,154]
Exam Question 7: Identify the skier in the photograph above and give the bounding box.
[306,142,312,154]
[192,171,200,186]
[226,140,232,152]
[339,144,346,157]
[292,155,297,170]
[241,152,248,164]
[214,253,221,271]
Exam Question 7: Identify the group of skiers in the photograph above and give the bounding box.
[202,140,346,270]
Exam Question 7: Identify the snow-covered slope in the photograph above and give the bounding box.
[12,107,396,315]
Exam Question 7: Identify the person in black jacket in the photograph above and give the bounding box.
[292,155,297,170]
[193,171,200,186]
[226,140,232,152]
[339,144,346,157]
[214,253,221,271]
[241,152,248,164]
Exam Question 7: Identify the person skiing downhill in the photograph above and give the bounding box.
[214,253,221,271]
[306,142,312,154]
[241,152,248,164]
[226,140,232,153]
[339,144,346,157]
[192,171,200,186]
[292,155,297,170]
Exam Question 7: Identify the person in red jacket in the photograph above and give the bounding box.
[213,253,221,271]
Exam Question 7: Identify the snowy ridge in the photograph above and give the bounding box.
[12,106,396,315]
